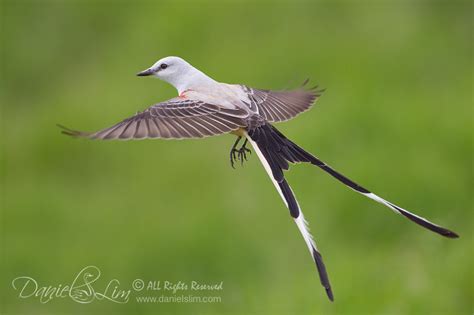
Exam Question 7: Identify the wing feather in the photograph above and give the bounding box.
[243,82,323,122]
[59,97,249,140]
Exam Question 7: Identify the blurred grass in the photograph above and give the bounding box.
[1,1,472,314]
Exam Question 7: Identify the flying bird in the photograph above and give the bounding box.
[59,56,459,301]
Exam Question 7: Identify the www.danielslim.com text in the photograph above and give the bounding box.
[135,295,221,303]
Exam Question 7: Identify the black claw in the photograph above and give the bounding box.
[230,151,236,169]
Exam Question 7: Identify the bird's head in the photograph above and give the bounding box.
[136,56,216,94]
[137,56,193,82]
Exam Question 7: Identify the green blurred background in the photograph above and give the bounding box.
[1,1,472,314]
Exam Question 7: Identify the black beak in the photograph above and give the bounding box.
[136,68,155,76]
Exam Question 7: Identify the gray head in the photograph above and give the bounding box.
[136,56,215,93]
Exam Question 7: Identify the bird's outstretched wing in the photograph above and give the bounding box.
[242,81,324,122]
[59,98,249,140]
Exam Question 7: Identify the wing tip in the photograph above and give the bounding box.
[301,78,310,87]
[300,79,326,94]
[57,124,92,138]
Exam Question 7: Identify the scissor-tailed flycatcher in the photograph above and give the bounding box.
[59,56,458,301]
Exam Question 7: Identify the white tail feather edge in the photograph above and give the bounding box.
[245,134,319,253]
[367,192,433,223]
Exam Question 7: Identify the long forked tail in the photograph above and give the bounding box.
[245,123,459,300]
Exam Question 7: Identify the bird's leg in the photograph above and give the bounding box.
[237,138,252,165]
[229,136,242,169]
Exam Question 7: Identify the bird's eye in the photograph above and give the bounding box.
[160,63,168,70]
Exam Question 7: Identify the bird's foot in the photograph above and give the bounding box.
[230,139,251,168]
